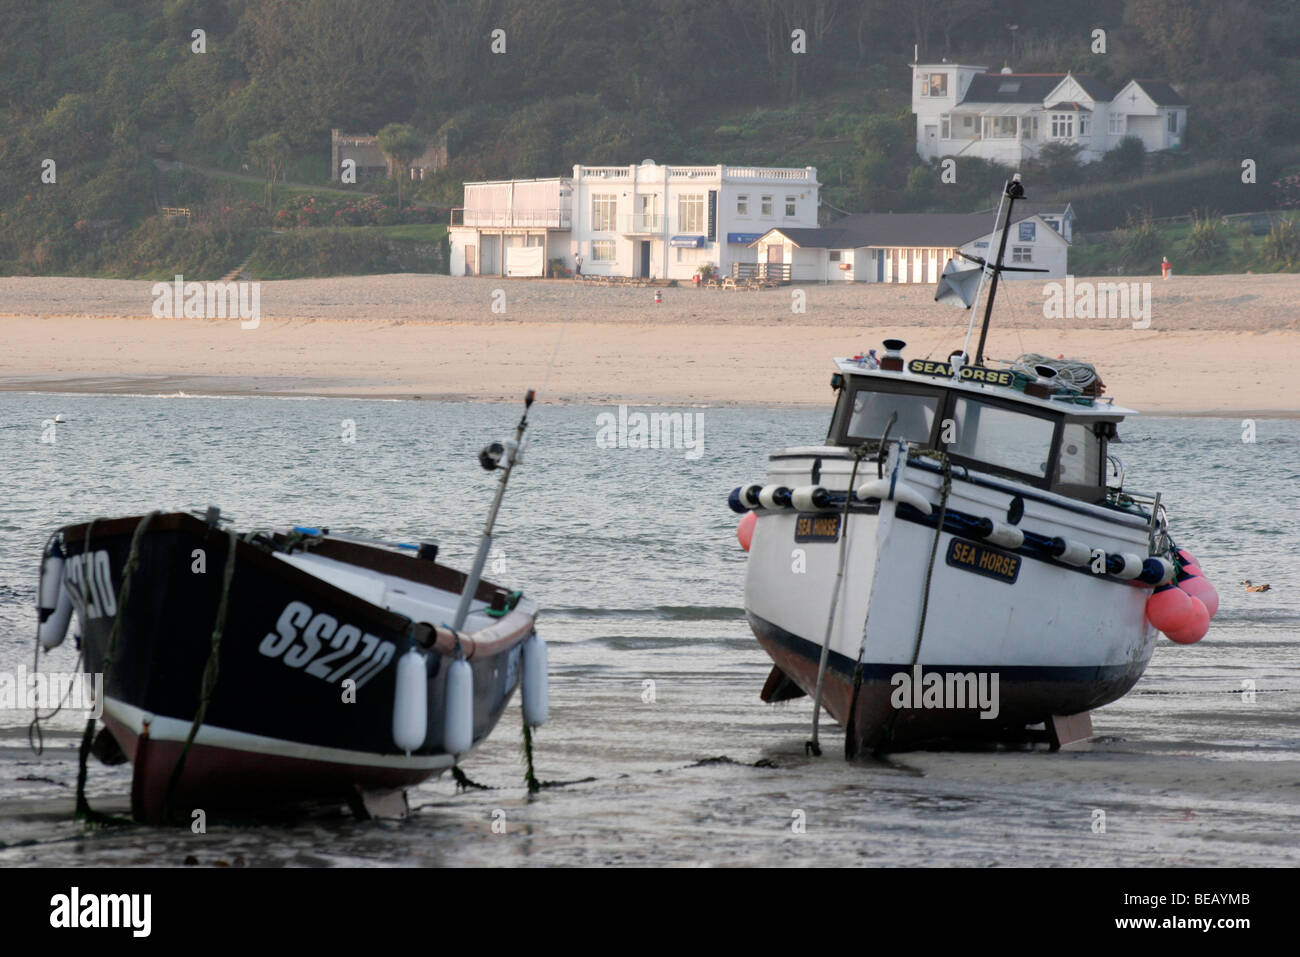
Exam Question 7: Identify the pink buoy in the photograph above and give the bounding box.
[1165,596,1210,644]
[1146,584,1194,633]
[737,510,757,552]
[1178,574,1219,618]
[1176,548,1199,568]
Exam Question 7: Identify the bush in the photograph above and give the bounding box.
[1262,217,1300,266]
[1117,211,1161,269]
[1183,209,1227,262]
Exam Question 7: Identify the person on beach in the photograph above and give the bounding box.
[574,253,583,277]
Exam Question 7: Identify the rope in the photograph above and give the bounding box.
[75,512,159,827]
[162,527,237,823]
[806,443,870,757]
[521,719,540,794]
[1001,353,1099,393]
[878,454,952,752]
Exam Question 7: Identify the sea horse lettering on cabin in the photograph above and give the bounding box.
[258,600,396,689]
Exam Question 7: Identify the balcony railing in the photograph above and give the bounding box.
[451,207,571,228]
[618,213,664,233]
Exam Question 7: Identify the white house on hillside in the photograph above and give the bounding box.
[448,162,821,279]
[749,206,1071,284]
[912,62,1188,166]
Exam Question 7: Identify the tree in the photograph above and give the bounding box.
[378,123,427,212]
[247,132,290,211]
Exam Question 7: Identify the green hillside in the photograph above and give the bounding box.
[2,0,1298,278]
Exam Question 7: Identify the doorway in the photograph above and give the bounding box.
[639,241,651,278]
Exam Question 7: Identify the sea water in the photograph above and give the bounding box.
[0,394,1296,865]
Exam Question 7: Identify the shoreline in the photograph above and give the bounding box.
[1,377,1297,418]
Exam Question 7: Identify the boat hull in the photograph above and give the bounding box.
[59,513,533,821]
[743,450,1160,753]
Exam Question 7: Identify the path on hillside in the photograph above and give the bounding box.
[153,159,379,198]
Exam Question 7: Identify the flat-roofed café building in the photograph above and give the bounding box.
[448,162,821,279]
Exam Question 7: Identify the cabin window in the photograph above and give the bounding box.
[845,387,940,445]
[1056,422,1104,486]
[946,397,1057,480]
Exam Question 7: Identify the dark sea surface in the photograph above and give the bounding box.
[0,394,1296,866]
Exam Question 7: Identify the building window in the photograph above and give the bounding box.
[1020,115,1039,139]
[920,72,948,97]
[988,115,1017,139]
[829,251,841,262]
[592,240,616,262]
[1079,114,1090,136]
[761,195,773,217]
[1167,111,1179,133]
[784,195,796,217]
[1012,246,1032,263]
[940,114,951,138]
[1050,113,1074,138]
[737,194,748,216]
[678,193,705,233]
[1108,112,1125,135]
[592,194,617,232]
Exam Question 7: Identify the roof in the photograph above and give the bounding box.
[1067,75,1116,100]
[1045,101,1092,112]
[1131,79,1188,106]
[756,212,1067,250]
[962,73,1067,104]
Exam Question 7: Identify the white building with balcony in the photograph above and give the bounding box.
[448,161,821,279]
[912,62,1187,166]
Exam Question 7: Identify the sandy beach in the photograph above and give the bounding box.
[1,273,1297,413]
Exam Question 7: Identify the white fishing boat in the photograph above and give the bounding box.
[729,175,1221,755]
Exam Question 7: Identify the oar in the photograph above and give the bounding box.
[451,390,535,630]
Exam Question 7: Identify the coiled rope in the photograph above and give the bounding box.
[1003,353,1099,393]
[162,527,238,823]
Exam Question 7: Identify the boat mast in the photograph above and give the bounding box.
[451,389,535,630]
[973,173,1024,366]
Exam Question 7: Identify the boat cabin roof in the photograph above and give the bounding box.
[833,357,1138,418]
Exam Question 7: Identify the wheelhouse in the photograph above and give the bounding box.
[827,368,1126,504]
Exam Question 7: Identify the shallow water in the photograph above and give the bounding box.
[0,395,1296,866]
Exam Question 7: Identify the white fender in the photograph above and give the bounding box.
[1055,538,1092,566]
[391,648,428,754]
[982,520,1025,550]
[854,477,933,516]
[521,632,548,728]
[444,658,474,755]
[39,578,74,651]
[757,485,790,510]
[1115,553,1145,580]
[1147,556,1176,586]
[790,486,829,511]
[38,544,64,611]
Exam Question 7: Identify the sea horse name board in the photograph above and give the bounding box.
[908,359,1014,387]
